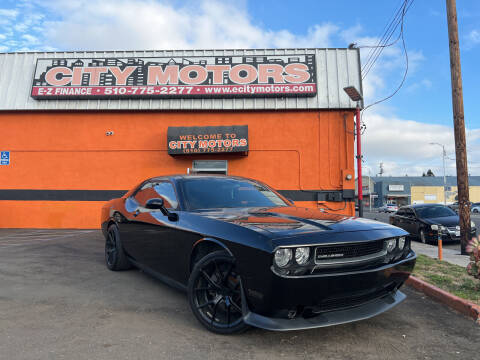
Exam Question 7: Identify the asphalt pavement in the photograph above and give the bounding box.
[0,229,479,360]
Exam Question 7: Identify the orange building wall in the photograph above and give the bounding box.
[0,110,355,228]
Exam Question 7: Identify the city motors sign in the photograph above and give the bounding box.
[31,55,317,99]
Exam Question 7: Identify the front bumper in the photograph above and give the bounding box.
[240,251,416,331]
[428,230,477,243]
[243,290,405,331]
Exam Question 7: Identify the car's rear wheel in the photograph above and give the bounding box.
[105,224,132,271]
[473,208,479,213]
[188,250,249,334]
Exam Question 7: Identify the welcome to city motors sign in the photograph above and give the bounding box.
[31,55,317,99]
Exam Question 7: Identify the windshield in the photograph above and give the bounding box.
[416,206,456,218]
[181,178,288,210]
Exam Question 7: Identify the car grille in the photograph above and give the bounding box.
[305,283,397,315]
[315,240,385,263]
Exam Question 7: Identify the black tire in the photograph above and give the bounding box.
[473,209,479,213]
[419,228,427,244]
[105,224,132,271]
[188,250,249,334]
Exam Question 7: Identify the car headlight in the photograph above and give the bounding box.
[274,248,292,268]
[471,221,475,228]
[431,224,439,231]
[398,236,406,250]
[295,247,310,265]
[386,239,396,253]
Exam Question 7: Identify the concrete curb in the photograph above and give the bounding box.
[406,275,480,324]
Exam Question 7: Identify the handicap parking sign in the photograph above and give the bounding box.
[1,151,10,165]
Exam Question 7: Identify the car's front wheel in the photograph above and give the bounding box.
[188,250,249,334]
[419,228,428,244]
[473,208,479,213]
[105,224,132,271]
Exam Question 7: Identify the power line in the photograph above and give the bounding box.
[361,0,414,79]
[360,0,405,71]
[361,0,408,77]
[362,0,414,112]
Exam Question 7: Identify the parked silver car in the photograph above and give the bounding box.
[379,204,398,213]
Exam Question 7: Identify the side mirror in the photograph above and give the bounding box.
[145,198,164,209]
[145,198,178,221]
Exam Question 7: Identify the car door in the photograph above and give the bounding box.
[403,208,418,235]
[120,181,179,269]
[390,208,405,227]
[127,180,198,284]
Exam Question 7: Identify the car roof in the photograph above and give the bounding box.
[402,204,448,209]
[149,174,258,183]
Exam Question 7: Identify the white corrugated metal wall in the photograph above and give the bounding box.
[0,48,362,111]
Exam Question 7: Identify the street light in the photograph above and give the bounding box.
[344,86,363,216]
[430,142,447,205]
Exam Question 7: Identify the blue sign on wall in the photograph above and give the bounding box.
[1,151,10,165]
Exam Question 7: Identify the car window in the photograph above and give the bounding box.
[181,177,288,210]
[134,181,179,209]
[404,209,415,217]
[416,206,456,218]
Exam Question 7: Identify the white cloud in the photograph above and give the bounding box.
[0,8,18,18]
[21,34,39,44]
[466,29,480,48]
[33,0,339,51]
[361,113,480,176]
[406,78,432,93]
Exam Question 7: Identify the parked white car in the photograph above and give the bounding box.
[379,204,398,213]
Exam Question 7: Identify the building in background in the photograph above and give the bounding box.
[0,48,362,228]
[364,176,480,207]
[355,175,377,209]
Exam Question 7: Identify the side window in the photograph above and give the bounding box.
[404,209,415,218]
[134,182,179,209]
[152,182,179,209]
[134,183,154,207]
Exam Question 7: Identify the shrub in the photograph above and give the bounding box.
[466,237,480,279]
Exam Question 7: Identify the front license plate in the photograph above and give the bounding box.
[455,231,460,237]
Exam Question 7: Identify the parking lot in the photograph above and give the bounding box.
[0,229,479,360]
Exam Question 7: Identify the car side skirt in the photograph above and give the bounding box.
[128,257,188,293]
[242,290,406,331]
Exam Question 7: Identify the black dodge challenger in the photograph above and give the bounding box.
[101,175,416,334]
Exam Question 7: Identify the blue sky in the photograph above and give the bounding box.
[1,0,480,176]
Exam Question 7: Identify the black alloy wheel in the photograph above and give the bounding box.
[105,224,132,271]
[188,251,249,334]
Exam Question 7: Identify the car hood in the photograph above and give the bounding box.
[192,206,398,238]
[421,215,459,227]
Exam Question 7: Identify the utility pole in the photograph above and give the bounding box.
[430,143,447,205]
[446,0,470,255]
